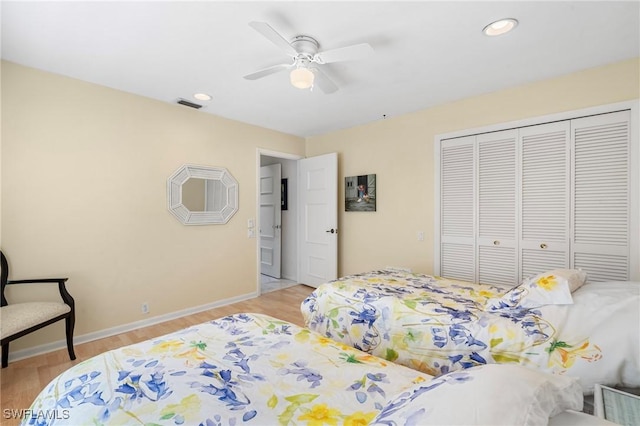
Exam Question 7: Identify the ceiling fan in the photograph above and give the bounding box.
[243,21,374,94]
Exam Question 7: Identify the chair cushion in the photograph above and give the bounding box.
[0,302,71,339]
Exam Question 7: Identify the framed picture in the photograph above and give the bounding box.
[281,178,288,210]
[345,174,376,212]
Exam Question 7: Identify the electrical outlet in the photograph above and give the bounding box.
[142,302,149,314]
[417,231,425,241]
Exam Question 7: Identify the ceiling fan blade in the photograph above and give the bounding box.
[314,43,373,64]
[249,21,297,57]
[312,67,338,94]
[243,63,291,80]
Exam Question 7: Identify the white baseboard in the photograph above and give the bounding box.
[8,290,259,364]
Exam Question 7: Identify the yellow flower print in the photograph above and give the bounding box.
[298,403,341,425]
[148,340,184,354]
[343,411,377,426]
[489,324,516,341]
[295,329,312,343]
[357,353,386,366]
[315,336,337,347]
[547,339,603,369]
[536,275,558,291]
[176,347,206,364]
[409,359,439,376]
[339,351,387,367]
[121,347,144,357]
[160,341,207,365]
[160,394,200,423]
[478,289,499,299]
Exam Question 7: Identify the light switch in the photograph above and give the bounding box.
[417,231,425,241]
[248,218,255,228]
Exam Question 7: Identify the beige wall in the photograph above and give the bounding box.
[1,61,305,352]
[306,58,640,277]
[2,58,639,355]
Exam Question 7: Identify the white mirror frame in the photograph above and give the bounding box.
[167,164,238,225]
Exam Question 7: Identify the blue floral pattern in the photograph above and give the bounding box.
[24,313,431,425]
[301,269,613,389]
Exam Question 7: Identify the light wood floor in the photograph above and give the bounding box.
[0,284,314,426]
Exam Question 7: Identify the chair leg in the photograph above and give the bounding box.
[2,343,8,368]
[65,314,76,361]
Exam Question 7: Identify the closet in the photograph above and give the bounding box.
[436,106,636,285]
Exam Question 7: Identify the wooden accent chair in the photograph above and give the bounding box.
[0,250,76,368]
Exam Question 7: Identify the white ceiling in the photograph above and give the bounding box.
[2,1,639,138]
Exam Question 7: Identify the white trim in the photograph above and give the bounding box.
[7,290,258,364]
[255,148,304,294]
[257,149,303,161]
[435,101,638,141]
[630,102,640,280]
[433,139,441,276]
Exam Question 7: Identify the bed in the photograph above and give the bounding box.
[23,312,600,425]
[301,269,640,394]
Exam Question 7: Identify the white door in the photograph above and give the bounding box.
[571,110,631,281]
[260,164,282,278]
[519,121,571,280]
[476,130,518,286]
[439,136,476,282]
[298,153,338,287]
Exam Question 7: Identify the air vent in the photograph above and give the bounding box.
[177,99,203,109]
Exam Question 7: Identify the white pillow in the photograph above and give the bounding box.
[486,269,587,310]
[371,364,583,426]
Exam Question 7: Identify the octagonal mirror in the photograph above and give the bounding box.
[167,164,238,225]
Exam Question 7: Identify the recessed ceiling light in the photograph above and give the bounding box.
[483,18,518,36]
[193,93,212,101]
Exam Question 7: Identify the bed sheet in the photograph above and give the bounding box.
[301,270,640,393]
[24,313,431,425]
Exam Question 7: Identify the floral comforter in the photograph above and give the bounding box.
[301,270,640,393]
[24,313,432,426]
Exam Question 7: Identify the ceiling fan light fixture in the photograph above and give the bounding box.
[290,67,315,89]
[483,18,518,36]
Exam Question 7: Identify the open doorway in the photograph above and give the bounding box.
[258,150,301,294]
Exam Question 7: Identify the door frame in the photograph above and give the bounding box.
[256,149,304,293]
[259,163,282,279]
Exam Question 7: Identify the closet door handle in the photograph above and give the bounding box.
[493,240,500,246]
[540,243,547,249]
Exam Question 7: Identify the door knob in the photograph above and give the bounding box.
[540,243,547,249]
[326,228,337,234]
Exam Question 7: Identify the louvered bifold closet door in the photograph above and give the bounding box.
[477,130,518,286]
[519,121,571,280]
[571,111,630,282]
[440,136,475,282]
